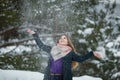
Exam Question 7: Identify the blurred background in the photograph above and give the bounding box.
[0,0,120,80]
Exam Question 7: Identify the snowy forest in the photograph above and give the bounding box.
[0,0,120,80]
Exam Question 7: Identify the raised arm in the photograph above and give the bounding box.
[72,51,94,62]
[27,29,52,53]
[33,33,52,53]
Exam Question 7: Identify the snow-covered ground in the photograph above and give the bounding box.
[0,69,102,80]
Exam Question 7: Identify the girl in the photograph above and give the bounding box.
[27,29,101,80]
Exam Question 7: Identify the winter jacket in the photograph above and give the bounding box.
[33,33,94,80]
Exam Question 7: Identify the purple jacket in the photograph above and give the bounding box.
[50,58,63,74]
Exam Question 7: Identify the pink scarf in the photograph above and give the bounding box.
[50,44,72,61]
[57,44,72,54]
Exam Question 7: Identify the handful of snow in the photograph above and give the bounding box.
[96,46,107,60]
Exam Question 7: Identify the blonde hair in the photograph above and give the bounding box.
[58,34,79,69]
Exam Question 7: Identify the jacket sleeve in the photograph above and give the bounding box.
[72,51,94,62]
[32,33,52,53]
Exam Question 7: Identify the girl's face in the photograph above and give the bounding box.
[58,35,68,46]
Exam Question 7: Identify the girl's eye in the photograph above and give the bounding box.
[64,37,66,39]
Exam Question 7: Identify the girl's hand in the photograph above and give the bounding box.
[27,29,35,34]
[93,51,101,59]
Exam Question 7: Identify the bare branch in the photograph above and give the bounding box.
[0,38,33,48]
[0,27,18,35]
[0,32,74,48]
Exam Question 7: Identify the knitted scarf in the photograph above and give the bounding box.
[50,44,72,61]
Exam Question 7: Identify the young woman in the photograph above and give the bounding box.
[27,29,101,80]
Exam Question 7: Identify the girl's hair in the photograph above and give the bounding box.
[58,34,78,69]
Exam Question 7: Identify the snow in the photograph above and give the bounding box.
[77,30,82,34]
[96,46,107,60]
[0,46,16,54]
[94,3,106,14]
[77,28,94,37]
[79,39,87,43]
[0,69,43,80]
[116,36,120,41]
[84,28,94,36]
[0,69,102,80]
[100,28,105,33]
[105,35,120,57]
[106,42,114,48]
[114,51,120,57]
[73,75,102,80]
[111,72,120,79]
[47,0,56,3]
[0,45,32,55]
[85,18,95,24]
[109,0,116,4]
[116,0,120,4]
